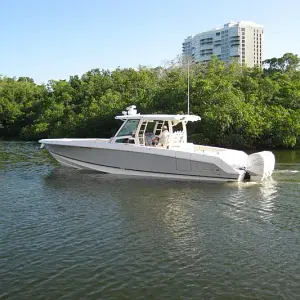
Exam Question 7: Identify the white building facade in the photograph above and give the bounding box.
[182,21,264,67]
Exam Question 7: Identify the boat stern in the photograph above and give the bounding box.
[246,151,275,181]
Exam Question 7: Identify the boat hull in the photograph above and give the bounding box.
[45,143,244,182]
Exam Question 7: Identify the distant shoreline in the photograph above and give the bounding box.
[1,53,300,149]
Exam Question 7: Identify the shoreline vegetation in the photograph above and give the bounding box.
[1,53,300,150]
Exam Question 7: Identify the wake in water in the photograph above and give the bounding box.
[275,170,299,173]
[272,166,300,182]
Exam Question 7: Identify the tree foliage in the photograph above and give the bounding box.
[1,53,300,149]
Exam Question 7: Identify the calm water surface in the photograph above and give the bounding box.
[1,142,300,299]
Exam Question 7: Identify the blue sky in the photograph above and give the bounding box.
[1,0,299,83]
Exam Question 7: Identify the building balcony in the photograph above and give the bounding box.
[200,42,213,46]
[200,45,214,50]
[200,38,213,42]
[200,53,213,58]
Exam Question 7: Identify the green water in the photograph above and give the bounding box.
[1,142,299,299]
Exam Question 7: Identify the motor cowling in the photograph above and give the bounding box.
[246,151,275,181]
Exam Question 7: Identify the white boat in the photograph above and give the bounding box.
[39,105,275,182]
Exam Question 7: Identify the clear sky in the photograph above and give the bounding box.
[1,0,299,83]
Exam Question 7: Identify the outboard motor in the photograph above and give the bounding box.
[246,151,275,181]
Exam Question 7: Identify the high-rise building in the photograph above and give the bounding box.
[182,21,264,67]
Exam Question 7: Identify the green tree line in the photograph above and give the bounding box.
[1,52,300,149]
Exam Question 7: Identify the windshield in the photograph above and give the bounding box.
[117,119,139,137]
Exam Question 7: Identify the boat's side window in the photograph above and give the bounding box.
[117,119,139,137]
[115,137,134,144]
